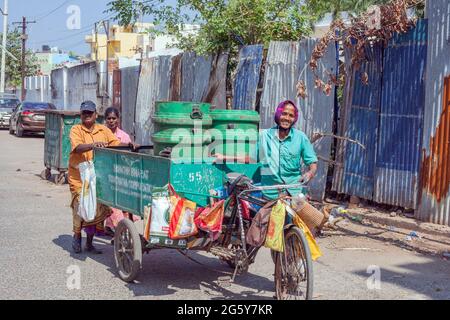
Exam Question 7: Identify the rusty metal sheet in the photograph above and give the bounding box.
[120,65,140,137]
[374,20,428,209]
[180,52,212,102]
[203,52,228,108]
[418,0,450,226]
[297,39,337,201]
[134,56,172,145]
[169,54,182,101]
[112,69,121,111]
[232,45,264,110]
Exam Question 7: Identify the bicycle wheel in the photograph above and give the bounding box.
[274,226,313,300]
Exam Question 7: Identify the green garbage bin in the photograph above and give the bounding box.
[208,109,260,159]
[42,110,103,185]
[151,101,212,160]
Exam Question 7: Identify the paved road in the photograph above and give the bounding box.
[0,130,449,300]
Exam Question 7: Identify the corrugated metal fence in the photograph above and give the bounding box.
[259,40,337,201]
[417,0,450,226]
[333,20,428,210]
[25,75,51,103]
[120,65,140,137]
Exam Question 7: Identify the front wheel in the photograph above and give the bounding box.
[114,218,142,282]
[274,226,313,300]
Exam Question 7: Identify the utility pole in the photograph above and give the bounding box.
[94,22,98,61]
[101,19,110,106]
[13,16,35,100]
[0,0,8,93]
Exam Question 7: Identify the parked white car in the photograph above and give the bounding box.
[0,94,21,129]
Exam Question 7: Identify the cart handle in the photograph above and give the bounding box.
[106,145,154,152]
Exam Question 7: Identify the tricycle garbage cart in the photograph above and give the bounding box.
[94,147,313,299]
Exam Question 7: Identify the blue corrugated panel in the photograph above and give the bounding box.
[341,45,383,200]
[375,20,428,209]
[232,45,264,110]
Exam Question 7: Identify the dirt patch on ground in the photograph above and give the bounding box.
[317,203,450,257]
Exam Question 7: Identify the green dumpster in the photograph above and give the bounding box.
[94,147,260,248]
[42,110,102,185]
[151,101,212,158]
[208,109,260,159]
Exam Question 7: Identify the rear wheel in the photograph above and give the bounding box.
[114,219,142,282]
[55,172,67,185]
[40,168,51,181]
[15,122,24,137]
[275,226,313,300]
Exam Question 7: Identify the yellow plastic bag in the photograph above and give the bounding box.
[293,214,322,261]
[264,201,286,252]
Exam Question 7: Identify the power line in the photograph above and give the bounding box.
[34,0,72,22]
[29,13,115,45]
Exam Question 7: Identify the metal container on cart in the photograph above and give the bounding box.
[151,101,212,157]
[209,109,259,159]
[94,147,260,281]
[42,110,102,184]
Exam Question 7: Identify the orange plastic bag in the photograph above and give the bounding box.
[194,200,225,240]
[168,194,198,239]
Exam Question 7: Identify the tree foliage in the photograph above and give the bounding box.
[107,0,316,55]
[305,0,392,20]
[1,29,39,88]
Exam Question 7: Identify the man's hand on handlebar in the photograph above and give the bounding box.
[129,142,140,152]
[300,171,315,184]
[212,153,226,164]
[92,142,107,148]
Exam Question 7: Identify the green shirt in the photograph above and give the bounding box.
[258,126,318,199]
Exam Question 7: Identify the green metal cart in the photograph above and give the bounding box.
[94,147,261,282]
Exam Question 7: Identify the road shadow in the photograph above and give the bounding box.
[53,234,275,299]
[352,259,450,299]
[34,173,68,185]
[13,133,45,139]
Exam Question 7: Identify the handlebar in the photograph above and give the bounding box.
[105,145,154,152]
[237,183,308,198]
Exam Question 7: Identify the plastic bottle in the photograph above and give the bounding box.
[291,192,307,211]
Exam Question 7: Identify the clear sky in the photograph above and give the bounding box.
[5,0,176,55]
